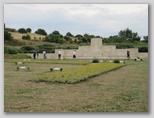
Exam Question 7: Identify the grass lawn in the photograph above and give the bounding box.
[4,59,148,112]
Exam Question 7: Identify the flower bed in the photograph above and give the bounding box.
[35,62,125,84]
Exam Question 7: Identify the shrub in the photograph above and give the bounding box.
[22,34,31,40]
[138,47,148,52]
[60,68,63,71]
[36,44,55,53]
[4,46,22,54]
[21,45,36,53]
[116,44,134,49]
[4,30,13,41]
[50,68,53,72]
[92,59,99,63]
[17,67,19,71]
[114,59,120,63]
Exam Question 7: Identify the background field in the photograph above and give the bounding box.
[4,59,148,112]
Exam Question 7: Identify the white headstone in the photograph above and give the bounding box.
[17,62,23,65]
[19,66,27,71]
[54,68,61,71]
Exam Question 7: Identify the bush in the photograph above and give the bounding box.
[21,45,36,53]
[22,34,31,40]
[138,47,148,52]
[50,68,53,72]
[4,30,13,41]
[114,59,120,63]
[92,59,99,63]
[60,68,63,71]
[4,46,22,54]
[36,44,55,53]
[116,44,134,49]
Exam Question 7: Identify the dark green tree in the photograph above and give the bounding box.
[35,28,47,35]
[64,36,72,42]
[4,30,13,41]
[18,28,27,33]
[66,32,74,37]
[26,28,32,33]
[143,36,148,43]
[75,34,83,39]
[118,28,140,42]
[52,30,60,35]
[45,33,64,44]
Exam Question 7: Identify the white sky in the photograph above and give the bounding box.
[4,4,148,38]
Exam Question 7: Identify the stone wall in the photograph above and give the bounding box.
[26,38,148,59]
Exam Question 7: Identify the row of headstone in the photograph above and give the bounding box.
[23,59,31,61]
[16,61,30,71]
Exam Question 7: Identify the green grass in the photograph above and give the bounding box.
[5,59,90,65]
[4,59,148,112]
[5,54,32,59]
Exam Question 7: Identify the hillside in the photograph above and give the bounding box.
[9,32,46,41]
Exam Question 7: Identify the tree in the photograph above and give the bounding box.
[64,36,72,42]
[35,28,47,35]
[4,30,13,41]
[26,28,32,33]
[143,36,148,43]
[52,30,60,35]
[75,34,83,39]
[45,33,64,44]
[66,32,74,37]
[81,37,88,43]
[18,28,27,33]
[118,28,140,42]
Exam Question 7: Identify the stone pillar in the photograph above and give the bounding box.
[91,38,102,49]
[90,38,103,58]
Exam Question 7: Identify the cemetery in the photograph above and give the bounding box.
[4,3,148,112]
[4,37,148,112]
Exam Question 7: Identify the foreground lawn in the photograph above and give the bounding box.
[4,59,148,112]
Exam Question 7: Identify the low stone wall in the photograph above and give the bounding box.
[138,53,148,59]
[26,53,56,59]
[26,52,148,60]
[25,38,148,59]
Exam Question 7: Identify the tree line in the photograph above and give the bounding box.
[4,23,148,44]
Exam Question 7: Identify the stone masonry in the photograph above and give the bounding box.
[27,38,148,59]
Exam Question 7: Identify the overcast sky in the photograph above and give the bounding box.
[4,4,148,38]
